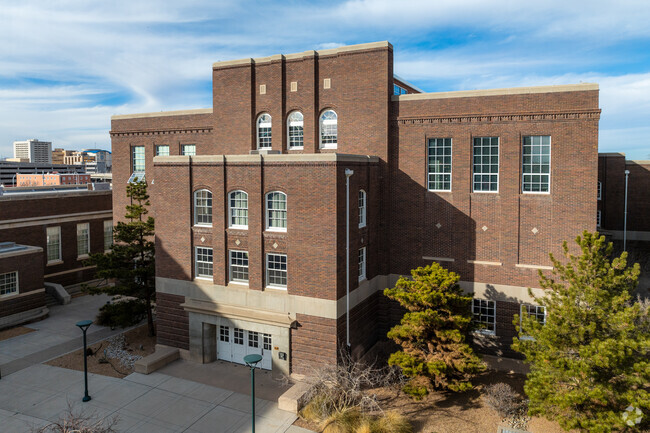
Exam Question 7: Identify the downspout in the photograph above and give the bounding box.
[345,168,354,348]
[624,169,630,251]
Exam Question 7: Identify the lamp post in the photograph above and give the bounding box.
[76,320,92,402]
[244,354,263,433]
[623,169,630,252]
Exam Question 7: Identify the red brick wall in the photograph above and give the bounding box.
[0,251,45,319]
[292,313,337,375]
[156,292,189,350]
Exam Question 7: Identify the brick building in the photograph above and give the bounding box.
[16,173,92,186]
[110,41,600,375]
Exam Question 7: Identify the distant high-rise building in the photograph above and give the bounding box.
[13,139,52,164]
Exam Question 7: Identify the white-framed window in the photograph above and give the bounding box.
[358,190,366,228]
[393,84,408,95]
[0,271,18,298]
[522,136,551,193]
[46,226,61,263]
[103,220,113,251]
[597,181,602,200]
[287,111,304,149]
[219,325,229,342]
[472,299,496,334]
[266,191,287,231]
[194,189,212,226]
[229,250,249,283]
[319,109,337,149]
[473,137,499,192]
[228,190,248,229]
[181,144,196,156]
[234,328,244,345]
[266,253,287,288]
[427,138,452,191]
[195,247,213,279]
[358,247,366,282]
[520,304,546,340]
[248,331,259,348]
[263,333,272,350]
[77,223,90,257]
[597,210,602,228]
[257,113,272,149]
[155,145,170,157]
[131,146,145,172]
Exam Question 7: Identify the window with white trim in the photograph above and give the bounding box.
[473,137,499,192]
[287,111,304,149]
[472,299,496,334]
[522,136,551,193]
[195,247,213,279]
[597,210,601,228]
[77,223,90,257]
[219,325,229,342]
[155,145,170,156]
[263,333,272,350]
[46,226,61,263]
[319,110,337,149]
[181,144,196,156]
[358,190,366,228]
[234,328,244,345]
[104,220,113,251]
[427,138,452,191]
[266,253,287,288]
[194,189,212,226]
[257,113,272,149]
[228,190,248,228]
[266,191,287,231]
[229,250,249,283]
[248,331,259,348]
[131,146,145,172]
[0,271,18,297]
[358,247,366,282]
[597,181,602,200]
[520,304,546,339]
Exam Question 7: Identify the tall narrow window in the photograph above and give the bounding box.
[266,253,287,288]
[229,250,249,283]
[473,137,499,192]
[257,113,272,149]
[129,146,145,183]
[358,190,366,228]
[358,247,366,282]
[319,110,337,149]
[597,210,602,228]
[155,145,170,156]
[266,191,287,231]
[522,136,551,193]
[472,299,496,334]
[77,223,90,257]
[104,220,113,251]
[181,144,196,156]
[427,138,452,191]
[195,247,213,279]
[194,189,212,226]
[46,226,61,263]
[229,190,248,228]
[597,181,602,200]
[0,271,18,298]
[287,111,304,149]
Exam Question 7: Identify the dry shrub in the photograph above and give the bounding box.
[322,408,363,433]
[373,411,412,433]
[483,383,521,418]
[32,403,118,433]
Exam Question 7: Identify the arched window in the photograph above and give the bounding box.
[266,191,287,231]
[194,189,212,226]
[257,113,272,149]
[358,189,366,228]
[229,190,248,228]
[287,111,304,149]
[319,109,337,149]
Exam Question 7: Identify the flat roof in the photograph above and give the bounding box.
[392,83,599,101]
[111,108,212,121]
[154,153,380,165]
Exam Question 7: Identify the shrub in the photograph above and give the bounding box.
[322,408,363,433]
[96,299,147,329]
[482,383,521,418]
[373,411,412,433]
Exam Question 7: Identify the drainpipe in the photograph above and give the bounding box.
[345,168,354,348]
[624,169,630,251]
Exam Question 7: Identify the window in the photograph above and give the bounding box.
[103,220,113,251]
[597,181,602,200]
[287,111,304,149]
[266,191,287,231]
[472,299,495,334]
[195,247,213,279]
[234,328,244,345]
[248,331,259,348]
[257,113,272,149]
[597,210,602,228]
[228,191,248,228]
[131,146,145,172]
[266,253,287,288]
[520,304,546,340]
[393,84,408,95]
[181,144,196,156]
[358,247,366,282]
[155,145,170,157]
[473,137,499,192]
[77,223,89,257]
[263,333,272,350]
[194,190,212,226]
[358,190,366,228]
[319,110,337,149]
[427,138,452,191]
[219,325,229,342]
[522,136,551,193]
[0,271,18,297]
[46,226,61,263]
[229,250,249,283]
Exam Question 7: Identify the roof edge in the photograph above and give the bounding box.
[112,108,212,121]
[392,83,599,101]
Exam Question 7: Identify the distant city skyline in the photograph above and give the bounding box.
[2,1,650,159]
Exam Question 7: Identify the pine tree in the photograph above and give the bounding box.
[384,262,485,397]
[513,231,648,433]
[86,179,156,336]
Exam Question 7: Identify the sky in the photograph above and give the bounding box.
[1,1,649,160]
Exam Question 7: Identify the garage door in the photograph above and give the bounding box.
[217,325,273,370]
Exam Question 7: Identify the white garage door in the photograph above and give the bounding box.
[217,325,273,370]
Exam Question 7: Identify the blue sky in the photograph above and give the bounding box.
[1,0,649,159]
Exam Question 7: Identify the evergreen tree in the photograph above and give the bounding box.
[384,262,485,397]
[86,179,156,336]
[513,231,648,433]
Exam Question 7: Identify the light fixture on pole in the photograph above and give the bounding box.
[624,169,630,251]
[75,320,93,402]
[244,354,263,433]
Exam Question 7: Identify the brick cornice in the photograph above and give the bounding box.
[110,127,213,137]
[394,109,601,125]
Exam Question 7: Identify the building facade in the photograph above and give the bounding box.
[16,173,92,186]
[0,161,86,187]
[111,42,600,375]
[13,139,52,164]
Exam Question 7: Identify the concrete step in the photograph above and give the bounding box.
[44,292,59,307]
